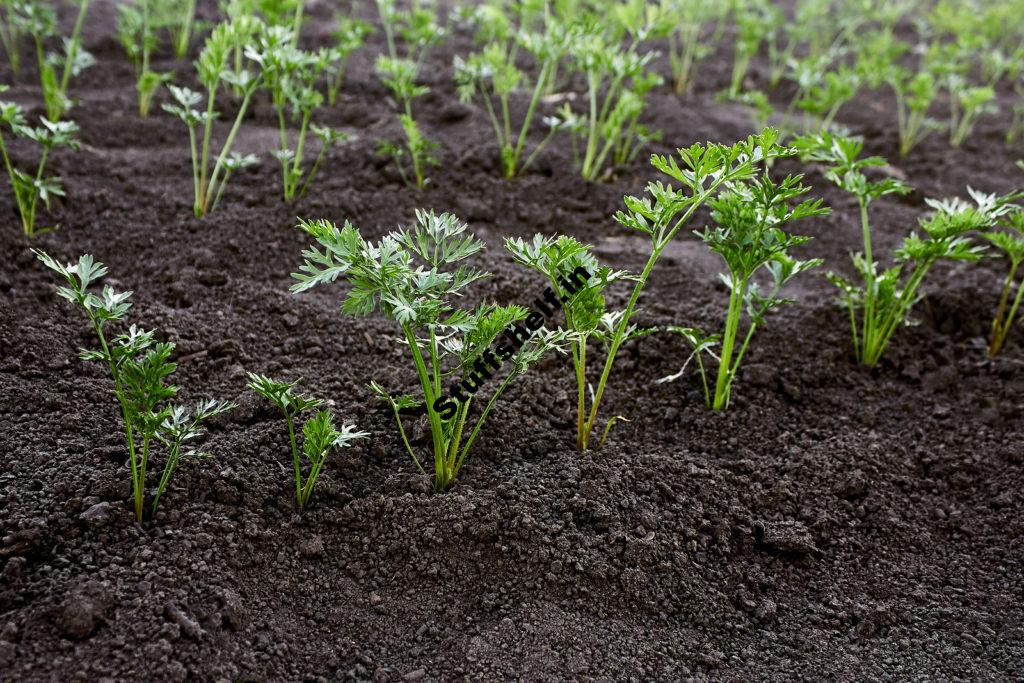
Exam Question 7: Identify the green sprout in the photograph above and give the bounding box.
[561,22,660,181]
[163,17,265,217]
[375,55,438,189]
[661,173,829,409]
[17,0,93,120]
[291,210,569,489]
[454,22,571,179]
[117,0,171,117]
[795,132,1014,365]
[0,95,79,237]
[983,203,1024,356]
[247,374,367,508]
[324,12,373,105]
[573,127,792,448]
[260,26,348,200]
[506,234,643,450]
[35,250,235,522]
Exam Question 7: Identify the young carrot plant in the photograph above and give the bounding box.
[247,374,367,507]
[17,0,93,120]
[662,0,727,95]
[571,127,791,448]
[324,13,372,105]
[0,0,26,73]
[890,69,942,156]
[795,132,1012,365]
[0,96,79,237]
[260,27,346,200]
[454,24,570,179]
[727,0,778,98]
[117,0,171,117]
[375,0,446,67]
[291,210,569,489]
[375,55,438,190]
[34,250,235,522]
[659,174,829,409]
[561,24,660,181]
[793,66,861,133]
[983,204,1024,356]
[163,18,265,217]
[505,234,643,450]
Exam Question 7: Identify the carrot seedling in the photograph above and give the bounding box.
[163,18,265,217]
[660,173,829,409]
[506,234,642,449]
[292,211,569,489]
[983,204,1024,356]
[34,250,235,522]
[0,95,79,237]
[247,374,367,508]
[573,127,792,448]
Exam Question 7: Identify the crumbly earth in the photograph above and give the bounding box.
[1,1,1023,681]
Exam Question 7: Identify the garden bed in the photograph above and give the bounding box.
[1,0,1023,680]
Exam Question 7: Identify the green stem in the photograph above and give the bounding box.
[196,87,218,215]
[175,0,197,58]
[58,0,90,110]
[287,109,312,200]
[203,83,258,216]
[286,411,302,504]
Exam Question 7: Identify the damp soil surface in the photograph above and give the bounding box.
[2,1,1023,680]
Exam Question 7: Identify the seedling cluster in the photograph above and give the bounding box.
[13,2,1024,528]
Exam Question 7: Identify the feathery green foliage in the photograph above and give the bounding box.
[163,17,265,217]
[454,22,571,178]
[259,26,348,200]
[0,94,78,237]
[559,20,661,181]
[16,0,93,120]
[506,234,641,449]
[569,127,792,447]
[292,210,569,489]
[796,132,1014,364]
[375,55,438,189]
[983,203,1024,356]
[661,172,828,409]
[35,250,235,522]
[324,12,372,105]
[247,374,367,507]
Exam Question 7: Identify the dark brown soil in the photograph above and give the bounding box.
[2,1,1023,680]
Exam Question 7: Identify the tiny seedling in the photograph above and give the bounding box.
[17,0,93,120]
[795,132,1013,365]
[794,66,861,133]
[659,173,829,409]
[727,0,778,98]
[375,0,446,67]
[0,0,26,73]
[260,27,347,200]
[0,95,79,237]
[455,24,571,178]
[163,17,265,217]
[983,203,1024,356]
[572,128,791,448]
[890,69,942,157]
[34,250,234,522]
[291,210,568,489]
[506,234,642,450]
[117,0,171,117]
[375,55,438,189]
[247,374,367,508]
[561,23,660,181]
[662,0,727,95]
[324,12,372,105]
